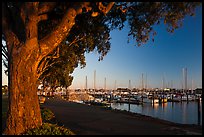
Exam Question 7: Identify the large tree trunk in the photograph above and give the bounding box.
[4,42,42,135]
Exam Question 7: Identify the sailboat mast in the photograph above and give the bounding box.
[85,76,87,91]
[94,70,96,90]
[104,77,106,91]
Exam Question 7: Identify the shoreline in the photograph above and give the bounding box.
[43,98,202,135]
[81,100,202,128]
[85,102,202,130]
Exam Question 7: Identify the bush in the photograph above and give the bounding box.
[23,107,75,135]
[41,108,55,122]
[23,123,75,135]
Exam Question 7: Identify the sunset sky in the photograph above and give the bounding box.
[2,6,202,90]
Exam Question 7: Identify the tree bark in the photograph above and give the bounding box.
[4,42,42,135]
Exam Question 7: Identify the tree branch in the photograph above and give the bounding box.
[98,2,115,15]
[24,2,39,40]
[38,2,92,59]
[39,2,104,58]
[2,44,8,57]
[20,3,26,24]
[2,43,8,60]
[68,35,86,47]
[38,14,48,22]
[2,52,8,61]
[38,2,56,15]
[36,2,114,76]
[37,60,62,80]
[38,8,76,58]
[3,60,8,69]
[36,34,84,78]
[36,45,60,76]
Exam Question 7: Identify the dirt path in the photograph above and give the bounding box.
[42,97,202,135]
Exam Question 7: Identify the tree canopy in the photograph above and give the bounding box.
[2,2,200,87]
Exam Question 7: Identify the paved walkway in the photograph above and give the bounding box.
[42,97,202,135]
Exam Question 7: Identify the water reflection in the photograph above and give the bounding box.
[197,100,201,125]
[152,103,159,109]
[111,101,202,125]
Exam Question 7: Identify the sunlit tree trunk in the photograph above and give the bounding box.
[4,41,42,135]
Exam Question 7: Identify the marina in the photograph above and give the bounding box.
[37,86,202,126]
[37,69,202,126]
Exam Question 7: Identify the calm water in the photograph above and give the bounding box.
[111,101,202,125]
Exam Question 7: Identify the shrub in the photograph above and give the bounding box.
[23,107,75,135]
[41,108,55,122]
[23,123,75,135]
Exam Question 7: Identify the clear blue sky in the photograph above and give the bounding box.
[2,6,202,90]
[70,6,202,90]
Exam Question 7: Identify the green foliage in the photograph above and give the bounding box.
[37,2,200,88]
[41,108,55,122]
[23,108,75,135]
[38,43,79,88]
[38,7,112,87]
[124,2,200,46]
[23,123,75,135]
[3,2,200,88]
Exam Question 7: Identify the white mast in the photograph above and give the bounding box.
[94,70,96,90]
[171,80,173,89]
[114,80,117,90]
[162,75,165,90]
[191,79,194,94]
[145,73,147,90]
[85,76,87,91]
[129,80,131,90]
[185,68,187,91]
[104,77,106,91]
[142,73,144,90]
[183,67,187,92]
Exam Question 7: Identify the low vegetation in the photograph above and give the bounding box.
[22,123,75,135]
[22,107,75,135]
[41,107,55,122]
